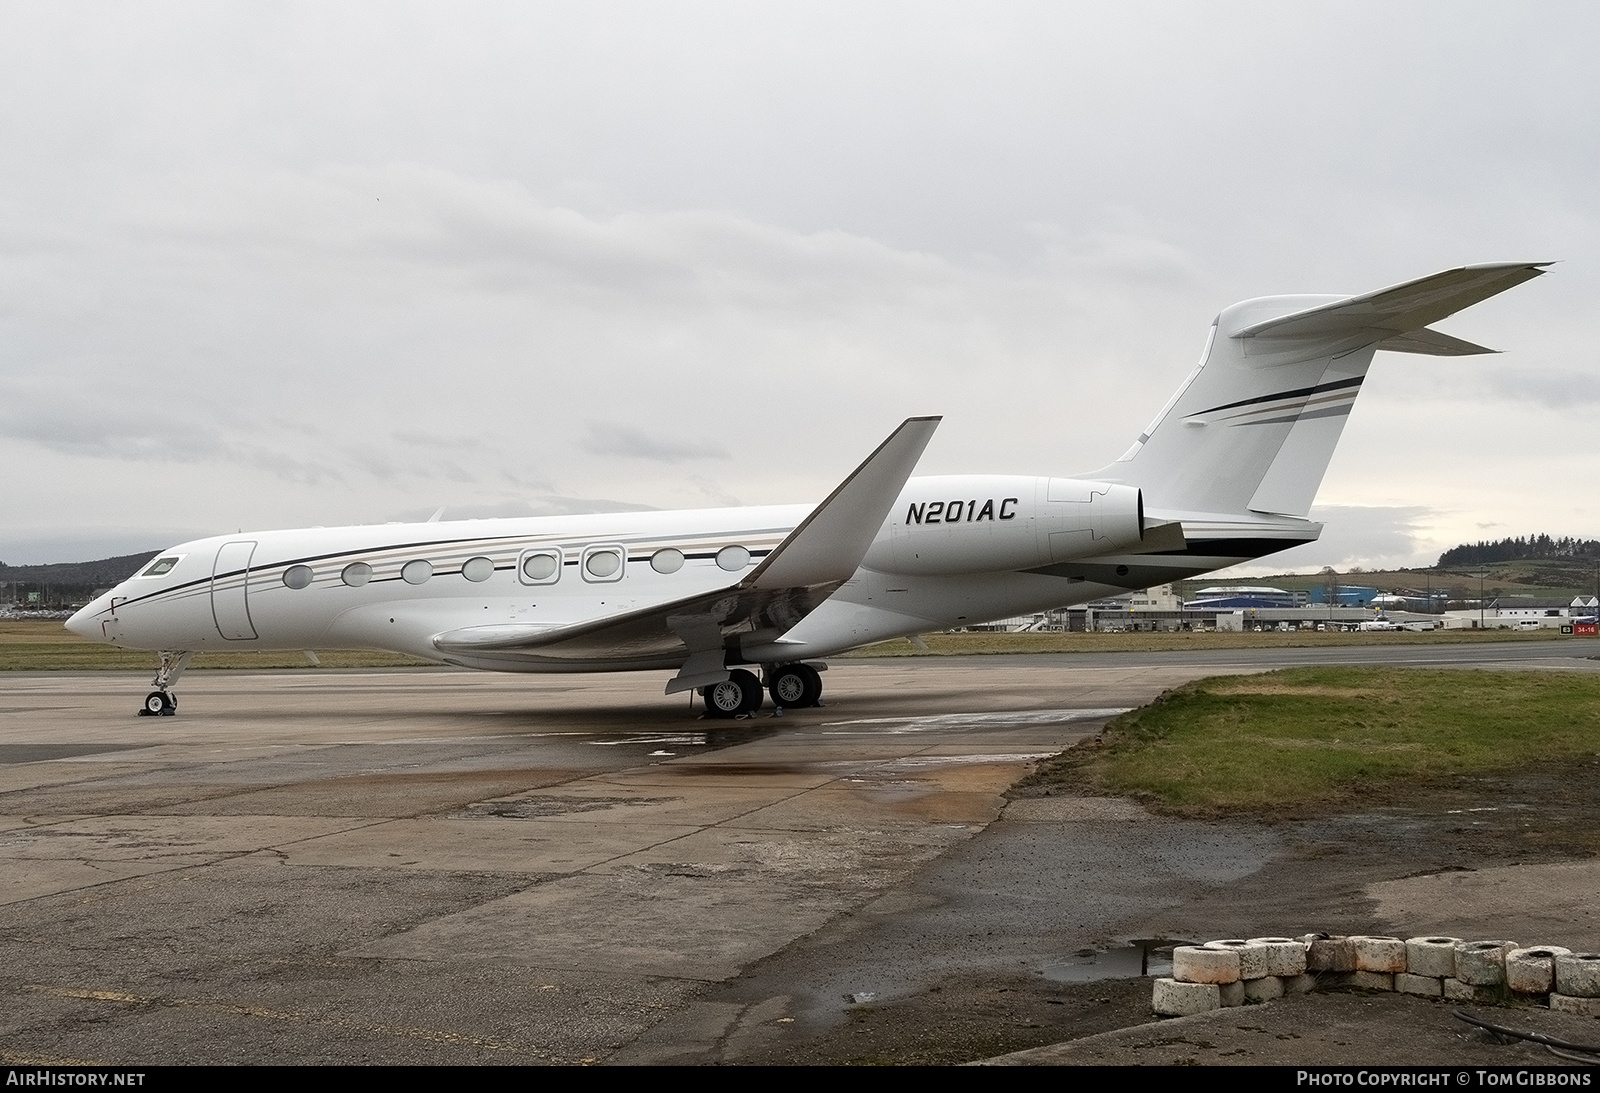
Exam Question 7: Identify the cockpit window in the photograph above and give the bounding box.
[140,557,181,577]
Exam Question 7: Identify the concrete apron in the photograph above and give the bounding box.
[0,664,1204,1063]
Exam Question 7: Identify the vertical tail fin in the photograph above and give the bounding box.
[1088,263,1548,518]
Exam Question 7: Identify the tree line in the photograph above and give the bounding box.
[1439,535,1600,567]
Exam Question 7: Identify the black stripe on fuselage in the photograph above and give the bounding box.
[1192,376,1364,417]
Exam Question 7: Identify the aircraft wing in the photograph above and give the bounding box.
[432,416,941,692]
[1231,262,1550,350]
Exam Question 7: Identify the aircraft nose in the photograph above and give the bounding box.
[65,596,109,639]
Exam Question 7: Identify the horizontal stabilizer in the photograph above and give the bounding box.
[1232,262,1549,342]
[1373,327,1495,356]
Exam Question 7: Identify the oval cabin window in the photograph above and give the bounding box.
[585,550,621,579]
[521,553,558,581]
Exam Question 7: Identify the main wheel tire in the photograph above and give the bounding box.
[728,668,763,714]
[701,669,764,718]
[769,664,821,708]
[702,680,742,718]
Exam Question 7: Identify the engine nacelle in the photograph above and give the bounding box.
[865,475,1145,576]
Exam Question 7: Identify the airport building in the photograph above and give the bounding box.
[979,585,1390,633]
[1441,596,1600,630]
[1185,585,1306,609]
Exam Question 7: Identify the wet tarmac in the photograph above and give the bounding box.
[1,640,1597,1065]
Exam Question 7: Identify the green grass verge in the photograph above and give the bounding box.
[1017,667,1600,816]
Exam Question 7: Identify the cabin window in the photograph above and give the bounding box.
[341,562,372,587]
[282,565,314,590]
[650,547,685,574]
[401,560,433,585]
[519,550,560,584]
[461,556,494,583]
[140,557,180,577]
[716,545,751,572]
[583,547,623,581]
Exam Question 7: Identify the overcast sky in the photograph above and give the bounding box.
[2,2,1596,574]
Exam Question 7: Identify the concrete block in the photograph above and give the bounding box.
[1505,946,1571,995]
[1152,978,1221,1016]
[1350,936,1407,974]
[1248,936,1307,977]
[1396,973,1443,998]
[1443,977,1501,1004]
[1549,992,1600,1016]
[1555,953,1600,998]
[1282,973,1317,995]
[1172,945,1240,985]
[1205,939,1269,980]
[1345,970,1395,991]
[1304,935,1356,973]
[1455,940,1516,987]
[1242,975,1284,1004]
[1219,980,1245,1008]
[1404,936,1460,979]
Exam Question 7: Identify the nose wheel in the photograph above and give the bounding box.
[140,691,176,717]
[137,651,193,717]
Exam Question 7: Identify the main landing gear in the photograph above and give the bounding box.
[698,663,824,719]
[138,650,193,717]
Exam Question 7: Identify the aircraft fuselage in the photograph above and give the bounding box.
[68,473,1258,670]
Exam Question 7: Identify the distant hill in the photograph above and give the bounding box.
[1439,534,1600,567]
[0,551,161,589]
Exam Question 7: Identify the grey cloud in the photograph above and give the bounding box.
[0,5,1591,555]
[580,422,730,463]
[525,495,657,517]
[0,408,348,486]
[684,475,743,509]
[390,428,491,452]
[1485,369,1600,410]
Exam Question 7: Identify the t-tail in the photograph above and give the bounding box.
[1088,263,1549,531]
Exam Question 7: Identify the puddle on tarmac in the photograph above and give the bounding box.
[1040,938,1194,982]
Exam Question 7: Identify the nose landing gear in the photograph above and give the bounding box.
[137,651,193,717]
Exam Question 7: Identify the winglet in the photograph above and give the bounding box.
[743,416,941,591]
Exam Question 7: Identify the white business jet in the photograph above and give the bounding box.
[67,262,1546,718]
